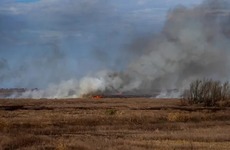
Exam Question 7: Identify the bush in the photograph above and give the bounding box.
[183,79,230,107]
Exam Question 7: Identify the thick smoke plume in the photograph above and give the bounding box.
[9,0,230,98]
[126,0,230,90]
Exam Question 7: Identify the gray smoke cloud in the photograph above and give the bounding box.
[127,0,230,90]
[84,0,230,96]
[5,0,230,98]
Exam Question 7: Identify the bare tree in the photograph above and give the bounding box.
[183,79,230,107]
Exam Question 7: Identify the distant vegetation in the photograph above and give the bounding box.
[183,79,230,107]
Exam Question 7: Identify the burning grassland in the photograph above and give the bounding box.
[1,0,230,99]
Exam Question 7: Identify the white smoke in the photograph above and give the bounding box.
[16,71,122,98]
[156,89,182,99]
[13,0,230,99]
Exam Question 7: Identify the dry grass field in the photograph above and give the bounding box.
[0,98,229,150]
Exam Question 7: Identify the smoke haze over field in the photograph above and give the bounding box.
[1,0,230,98]
[127,0,230,90]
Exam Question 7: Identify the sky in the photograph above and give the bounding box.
[0,0,203,88]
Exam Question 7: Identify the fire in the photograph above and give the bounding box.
[92,95,103,99]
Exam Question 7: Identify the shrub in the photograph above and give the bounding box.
[182,79,230,107]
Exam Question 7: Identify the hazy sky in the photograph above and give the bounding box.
[0,0,203,88]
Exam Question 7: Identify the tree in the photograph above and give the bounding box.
[183,79,230,107]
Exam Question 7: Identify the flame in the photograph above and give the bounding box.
[92,95,103,99]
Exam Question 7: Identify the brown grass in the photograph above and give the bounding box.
[0,98,229,150]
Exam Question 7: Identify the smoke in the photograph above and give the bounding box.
[18,71,116,98]
[3,0,230,98]
[95,0,230,96]
[124,0,230,92]
[0,0,115,88]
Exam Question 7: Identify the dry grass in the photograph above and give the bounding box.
[0,98,229,150]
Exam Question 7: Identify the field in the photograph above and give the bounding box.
[0,98,230,150]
